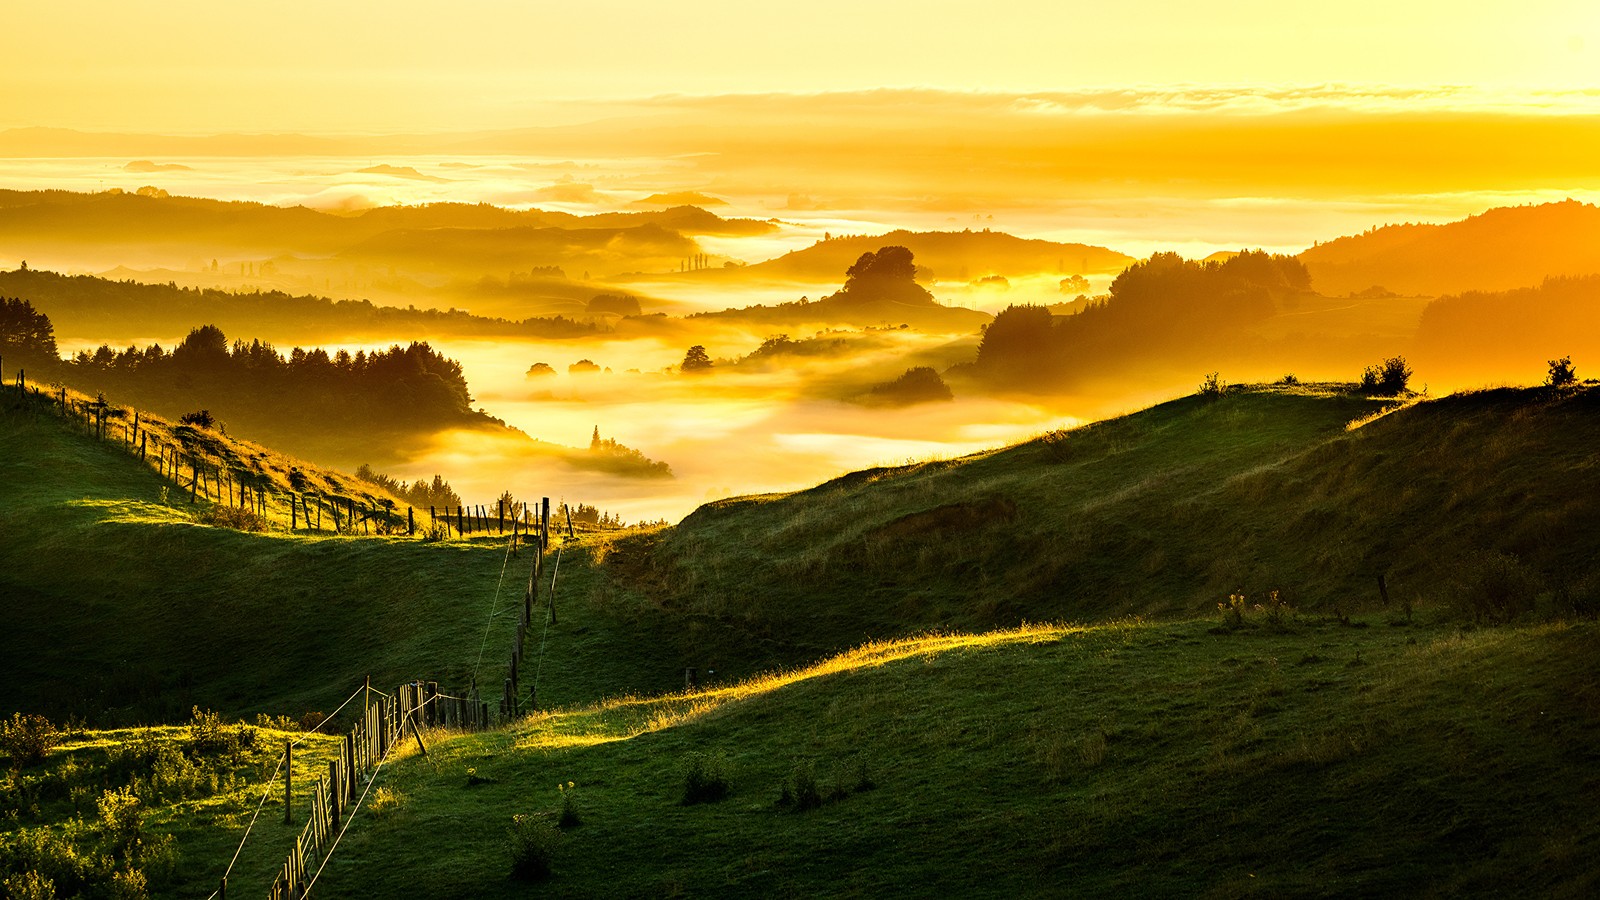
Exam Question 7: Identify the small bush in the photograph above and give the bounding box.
[1453,553,1542,624]
[1279,373,1300,386]
[135,832,181,886]
[507,814,560,881]
[1217,593,1246,629]
[1,713,61,768]
[177,409,214,429]
[1547,355,1578,389]
[107,867,147,900]
[1359,356,1412,395]
[3,870,57,900]
[98,786,143,854]
[680,753,730,805]
[195,504,268,532]
[1198,372,1226,398]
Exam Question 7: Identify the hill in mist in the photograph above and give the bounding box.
[1299,199,1600,296]
[703,228,1135,282]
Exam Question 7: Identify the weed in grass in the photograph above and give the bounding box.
[1217,593,1246,630]
[779,764,823,812]
[680,752,731,805]
[508,814,561,881]
[557,781,582,828]
[1198,371,1227,398]
[368,786,404,817]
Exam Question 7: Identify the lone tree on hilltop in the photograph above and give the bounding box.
[828,246,936,307]
[681,345,713,373]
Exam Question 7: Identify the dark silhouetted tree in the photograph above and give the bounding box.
[681,345,713,373]
[0,297,58,362]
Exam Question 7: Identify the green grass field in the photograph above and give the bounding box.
[4,380,1599,897]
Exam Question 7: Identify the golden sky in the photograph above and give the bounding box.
[4,1,1598,134]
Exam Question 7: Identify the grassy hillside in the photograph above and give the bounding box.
[583,383,1600,677]
[0,393,520,724]
[6,378,1600,897]
[303,617,1600,898]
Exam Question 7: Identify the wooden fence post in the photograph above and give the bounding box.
[408,506,415,536]
[284,739,293,824]
[499,499,505,534]
[457,506,464,535]
[541,497,550,550]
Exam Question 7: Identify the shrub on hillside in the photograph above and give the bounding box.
[177,409,214,428]
[1,714,61,769]
[195,504,268,532]
[1452,552,1542,624]
[507,814,560,881]
[1546,355,1577,389]
[680,752,731,805]
[1359,356,1412,395]
[1198,372,1226,398]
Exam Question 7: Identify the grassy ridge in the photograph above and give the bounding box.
[587,384,1600,676]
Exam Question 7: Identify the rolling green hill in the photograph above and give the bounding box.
[583,383,1600,677]
[6,380,1600,898]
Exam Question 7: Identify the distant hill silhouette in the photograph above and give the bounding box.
[0,189,774,271]
[701,229,1134,282]
[1299,200,1600,296]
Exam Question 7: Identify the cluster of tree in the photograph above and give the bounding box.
[860,366,954,406]
[562,502,626,529]
[0,296,57,365]
[967,251,1310,387]
[353,464,463,509]
[687,247,990,332]
[60,324,494,437]
[585,293,643,317]
[826,246,936,306]
[586,427,673,478]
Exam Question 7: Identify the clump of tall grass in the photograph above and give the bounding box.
[507,814,561,881]
[679,753,730,805]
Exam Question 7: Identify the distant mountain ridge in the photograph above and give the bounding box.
[1299,199,1600,296]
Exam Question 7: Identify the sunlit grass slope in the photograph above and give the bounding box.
[307,617,1600,898]
[589,384,1600,675]
[0,400,529,724]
